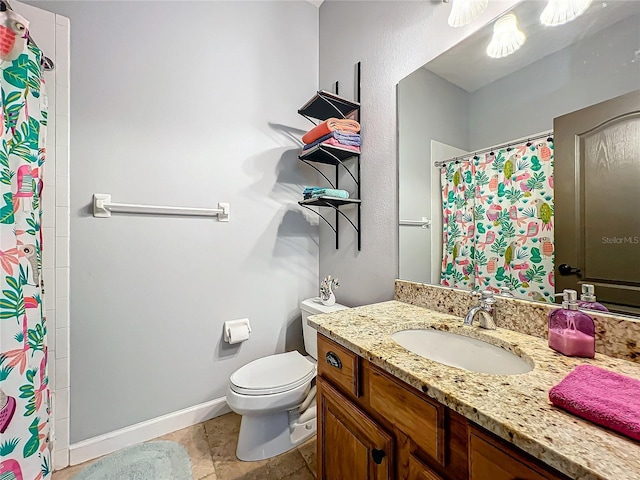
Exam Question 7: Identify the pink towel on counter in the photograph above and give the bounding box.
[549,364,640,441]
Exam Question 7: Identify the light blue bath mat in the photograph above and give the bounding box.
[71,441,192,480]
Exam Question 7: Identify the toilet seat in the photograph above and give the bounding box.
[230,351,316,396]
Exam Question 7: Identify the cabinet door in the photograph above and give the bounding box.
[408,454,444,480]
[368,364,445,465]
[469,427,565,480]
[318,377,393,480]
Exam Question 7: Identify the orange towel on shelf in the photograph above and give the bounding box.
[302,118,361,144]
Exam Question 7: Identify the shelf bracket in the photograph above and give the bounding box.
[299,203,337,234]
[299,199,360,250]
[300,112,319,127]
[299,159,336,189]
[318,147,359,186]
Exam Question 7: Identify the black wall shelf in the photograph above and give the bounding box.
[296,62,362,251]
[298,90,360,124]
[299,196,361,207]
[299,144,360,164]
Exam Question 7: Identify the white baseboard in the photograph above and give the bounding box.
[53,448,69,472]
[68,396,231,466]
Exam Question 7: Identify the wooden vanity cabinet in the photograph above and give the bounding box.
[318,378,393,480]
[408,454,445,480]
[317,334,568,480]
[468,427,564,480]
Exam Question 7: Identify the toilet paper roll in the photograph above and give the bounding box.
[227,324,250,344]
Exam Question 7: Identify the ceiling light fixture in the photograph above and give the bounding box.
[448,0,488,28]
[486,14,526,59]
[540,0,593,27]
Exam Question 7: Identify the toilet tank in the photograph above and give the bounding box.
[301,297,348,360]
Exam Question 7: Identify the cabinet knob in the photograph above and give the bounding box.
[325,351,342,369]
[371,448,385,465]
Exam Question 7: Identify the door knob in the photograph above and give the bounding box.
[558,264,581,276]
[371,448,385,465]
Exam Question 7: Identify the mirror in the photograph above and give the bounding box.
[398,0,640,316]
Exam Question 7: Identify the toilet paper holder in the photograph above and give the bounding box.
[224,318,252,344]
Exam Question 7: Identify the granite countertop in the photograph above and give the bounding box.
[308,300,640,480]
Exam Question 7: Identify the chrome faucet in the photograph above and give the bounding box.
[464,290,497,330]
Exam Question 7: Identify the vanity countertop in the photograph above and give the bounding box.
[308,300,640,480]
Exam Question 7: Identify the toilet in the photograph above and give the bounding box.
[226,297,347,461]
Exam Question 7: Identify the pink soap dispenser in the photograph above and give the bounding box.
[578,284,609,312]
[548,289,595,358]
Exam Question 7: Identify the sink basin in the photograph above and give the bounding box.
[391,329,533,375]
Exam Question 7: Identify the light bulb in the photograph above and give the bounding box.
[448,0,489,27]
[486,14,527,59]
[540,0,593,26]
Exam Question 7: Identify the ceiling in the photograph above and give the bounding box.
[426,0,640,92]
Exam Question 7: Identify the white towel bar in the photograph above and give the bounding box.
[399,217,431,229]
[92,193,229,221]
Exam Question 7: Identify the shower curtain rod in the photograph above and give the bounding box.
[2,0,55,71]
[433,131,553,168]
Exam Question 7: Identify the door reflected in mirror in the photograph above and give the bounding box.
[397,0,640,316]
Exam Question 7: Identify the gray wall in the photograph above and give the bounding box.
[318,0,519,305]
[398,69,468,283]
[468,15,640,150]
[28,0,319,443]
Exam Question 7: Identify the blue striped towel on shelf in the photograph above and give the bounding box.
[303,187,350,200]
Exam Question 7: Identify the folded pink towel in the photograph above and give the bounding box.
[302,138,360,153]
[320,137,360,152]
[549,364,640,441]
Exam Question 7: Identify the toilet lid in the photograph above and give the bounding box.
[230,351,316,395]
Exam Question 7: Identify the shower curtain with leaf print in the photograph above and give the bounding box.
[440,160,476,289]
[0,13,51,480]
[441,138,555,303]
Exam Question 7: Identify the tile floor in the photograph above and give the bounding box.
[52,413,317,480]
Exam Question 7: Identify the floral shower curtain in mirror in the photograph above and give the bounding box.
[0,10,51,480]
[440,161,476,289]
[440,138,555,303]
